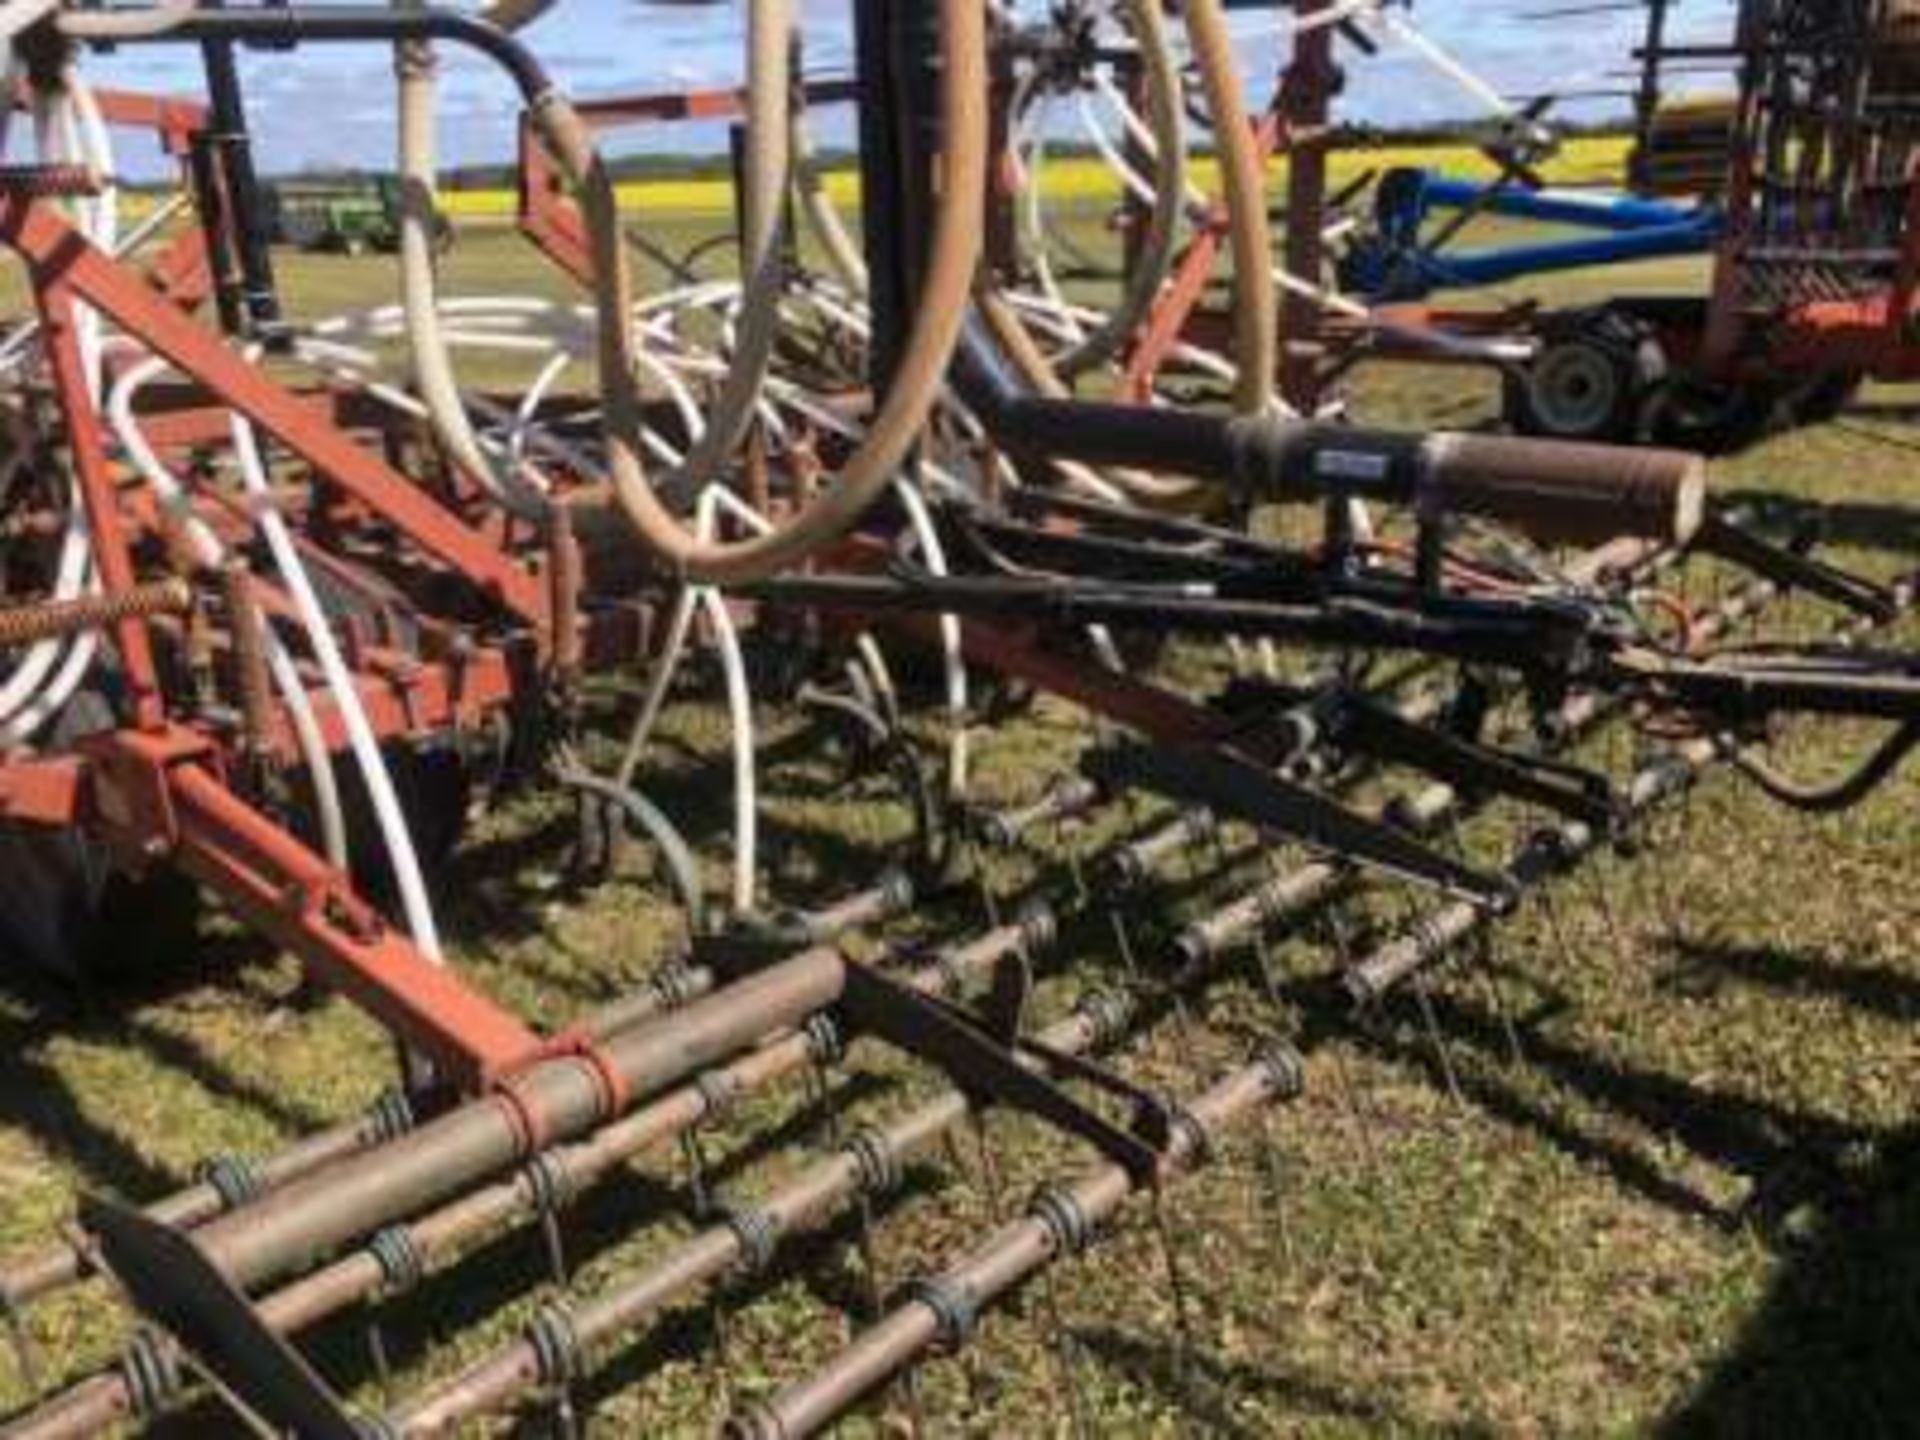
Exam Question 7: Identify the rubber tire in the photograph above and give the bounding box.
[1793,369,1864,426]
[1506,309,1664,444]
[0,692,201,985]
[1646,375,1779,455]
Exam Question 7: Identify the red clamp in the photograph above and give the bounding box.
[491,1029,630,1158]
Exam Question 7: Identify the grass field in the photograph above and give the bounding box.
[1,199,1918,1439]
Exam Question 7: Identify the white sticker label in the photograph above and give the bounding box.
[1314,449,1391,482]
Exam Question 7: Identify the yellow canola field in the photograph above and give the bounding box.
[439,134,1631,218]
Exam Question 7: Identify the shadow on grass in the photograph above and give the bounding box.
[1657,1123,1920,1439]
[1069,1321,1494,1438]
[0,1002,183,1203]
[1354,983,1875,1236]
[1662,937,1920,1025]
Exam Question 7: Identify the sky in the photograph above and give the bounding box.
[76,0,1739,178]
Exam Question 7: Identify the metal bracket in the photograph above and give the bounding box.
[836,960,1166,1183]
[1085,739,1519,908]
[1334,689,1622,833]
[78,1196,365,1439]
[1699,512,1897,621]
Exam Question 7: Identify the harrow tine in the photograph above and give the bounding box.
[1314,911,1392,1179]
[363,1308,397,1408]
[678,1127,741,1415]
[1146,1180,1200,1381]
[1581,865,1635,969]
[1474,926,1528,1069]
[1410,971,1469,1112]
[728,1044,1306,1440]
[1034,1269,1096,1440]
[0,1288,42,1397]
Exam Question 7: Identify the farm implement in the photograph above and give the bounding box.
[0,0,1914,1435]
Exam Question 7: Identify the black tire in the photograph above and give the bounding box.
[1645,374,1778,455]
[1792,368,1864,426]
[1506,309,1665,444]
[0,692,200,985]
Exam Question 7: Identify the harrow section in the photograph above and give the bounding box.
[0,0,1915,1434]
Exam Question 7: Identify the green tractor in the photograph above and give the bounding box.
[263,175,452,256]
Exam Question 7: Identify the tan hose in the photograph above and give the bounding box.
[1052,0,1185,379]
[978,289,1201,505]
[56,0,196,39]
[792,95,868,295]
[548,0,987,584]
[668,0,791,495]
[1184,0,1276,415]
[479,0,553,31]
[396,34,550,520]
[389,0,556,523]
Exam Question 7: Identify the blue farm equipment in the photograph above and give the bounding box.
[1338,166,1723,302]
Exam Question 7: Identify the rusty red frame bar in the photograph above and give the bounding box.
[0,191,551,622]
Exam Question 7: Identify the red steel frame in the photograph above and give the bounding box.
[0,101,629,1090]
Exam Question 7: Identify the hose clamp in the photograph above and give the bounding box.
[1029,1182,1092,1256]
[716,1204,779,1274]
[527,1303,586,1386]
[120,1327,184,1419]
[803,1012,845,1067]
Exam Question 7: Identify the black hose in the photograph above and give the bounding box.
[104,6,554,103]
[1728,719,1920,812]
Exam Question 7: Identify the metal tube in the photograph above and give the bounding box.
[197,11,280,332]
[1344,566,1918,1004]
[4,921,1054,1439]
[386,989,1132,1435]
[0,962,713,1318]
[105,7,555,105]
[193,947,846,1291]
[733,1046,1305,1439]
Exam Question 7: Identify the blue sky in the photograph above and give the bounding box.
[82,0,1737,178]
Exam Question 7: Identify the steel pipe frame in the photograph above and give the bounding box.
[385,971,1137,1436]
[163,946,848,1295]
[726,559,1920,1439]
[9,785,1255,1437]
[734,1042,1305,1439]
[5,608,1484,1434]
[0,192,550,621]
[1345,563,1920,1004]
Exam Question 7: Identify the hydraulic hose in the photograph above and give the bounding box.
[54,0,196,38]
[665,0,791,498]
[396,34,551,521]
[1183,0,1275,415]
[791,97,868,294]
[542,0,987,584]
[1048,0,1185,380]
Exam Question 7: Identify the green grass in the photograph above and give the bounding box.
[1,206,1918,1440]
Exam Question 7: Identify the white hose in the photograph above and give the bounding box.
[0,69,109,746]
[665,0,791,497]
[891,477,968,799]
[231,410,445,961]
[395,38,551,521]
[56,0,197,39]
[104,356,349,863]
